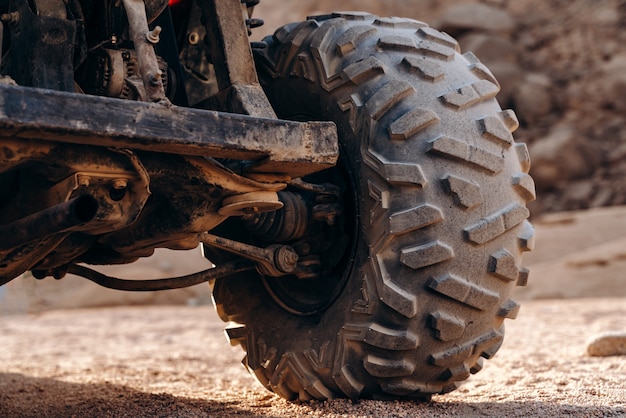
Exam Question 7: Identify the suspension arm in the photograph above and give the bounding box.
[199,232,299,277]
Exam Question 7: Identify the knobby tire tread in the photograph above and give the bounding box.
[210,12,535,401]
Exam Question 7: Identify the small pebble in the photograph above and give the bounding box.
[587,332,626,357]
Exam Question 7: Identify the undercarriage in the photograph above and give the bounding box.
[0,0,338,284]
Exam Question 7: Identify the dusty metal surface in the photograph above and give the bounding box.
[0,84,338,177]
[121,0,169,102]
[200,232,299,277]
[3,0,81,91]
[0,0,339,286]
[198,0,276,117]
[0,195,98,251]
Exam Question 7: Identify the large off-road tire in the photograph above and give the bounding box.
[210,12,535,401]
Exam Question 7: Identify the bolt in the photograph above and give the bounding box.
[77,175,91,187]
[275,246,299,273]
[1,12,19,24]
[112,178,128,189]
[285,250,298,265]
[109,178,128,201]
[146,26,162,44]
[148,70,162,87]
[188,32,199,45]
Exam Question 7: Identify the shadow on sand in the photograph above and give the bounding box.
[1,372,623,418]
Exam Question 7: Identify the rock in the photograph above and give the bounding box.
[437,4,515,36]
[563,179,595,205]
[512,73,553,126]
[595,54,626,113]
[587,332,626,357]
[529,123,601,191]
[589,185,614,208]
[589,4,620,26]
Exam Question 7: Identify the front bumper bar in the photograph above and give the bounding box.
[0,84,339,177]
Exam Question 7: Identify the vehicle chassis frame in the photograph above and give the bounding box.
[0,0,339,283]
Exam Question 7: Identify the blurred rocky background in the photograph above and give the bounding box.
[256,0,626,216]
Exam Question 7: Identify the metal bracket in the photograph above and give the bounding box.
[198,0,276,117]
[121,0,168,102]
[3,0,78,91]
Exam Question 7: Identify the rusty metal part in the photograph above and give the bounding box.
[0,0,340,284]
[292,255,322,280]
[79,154,283,256]
[101,49,126,97]
[218,191,283,216]
[312,203,343,226]
[200,232,298,277]
[0,139,152,236]
[146,26,162,44]
[241,191,309,242]
[0,133,291,279]
[150,8,188,106]
[77,48,171,101]
[0,138,155,279]
[0,84,338,177]
[65,259,254,291]
[289,178,341,197]
[0,195,98,251]
[185,157,285,194]
[3,0,81,91]
[177,0,217,107]
[198,0,275,117]
[121,0,168,103]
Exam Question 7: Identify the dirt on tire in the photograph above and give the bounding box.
[209,12,534,401]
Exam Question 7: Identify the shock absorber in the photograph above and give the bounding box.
[241,191,308,243]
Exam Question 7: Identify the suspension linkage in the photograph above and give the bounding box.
[199,232,299,277]
[67,259,255,292]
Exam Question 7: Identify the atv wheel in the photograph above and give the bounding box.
[210,12,535,401]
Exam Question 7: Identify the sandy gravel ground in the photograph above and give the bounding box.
[1,299,625,417]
